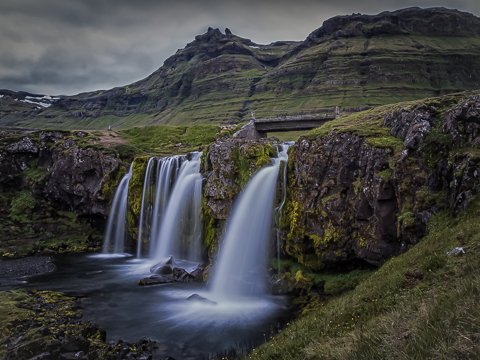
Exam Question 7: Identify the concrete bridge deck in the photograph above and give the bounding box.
[253,112,337,134]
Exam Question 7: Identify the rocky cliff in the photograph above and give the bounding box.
[0,130,125,256]
[282,93,479,268]
[2,7,480,129]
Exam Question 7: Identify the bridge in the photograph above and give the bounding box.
[234,107,370,139]
[253,112,337,136]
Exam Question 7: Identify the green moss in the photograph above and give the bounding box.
[377,167,393,182]
[24,164,48,184]
[233,142,277,187]
[414,186,445,212]
[318,221,344,247]
[10,191,36,222]
[286,200,304,241]
[320,192,341,205]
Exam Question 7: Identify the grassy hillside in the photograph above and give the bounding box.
[1,8,480,129]
[249,196,480,359]
[250,35,480,118]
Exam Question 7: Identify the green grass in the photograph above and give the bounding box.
[307,105,404,152]
[249,197,480,360]
[120,124,220,155]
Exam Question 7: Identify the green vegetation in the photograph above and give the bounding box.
[308,106,404,153]
[0,291,34,357]
[1,191,101,257]
[250,197,480,359]
[10,191,36,222]
[120,124,220,156]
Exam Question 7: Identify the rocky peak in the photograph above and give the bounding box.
[163,27,256,67]
[302,7,480,47]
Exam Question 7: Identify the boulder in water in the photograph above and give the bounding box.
[172,267,194,282]
[188,265,205,281]
[186,294,217,305]
[150,256,176,275]
[138,274,174,286]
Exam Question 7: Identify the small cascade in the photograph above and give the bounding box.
[274,143,292,273]
[148,156,185,257]
[209,145,290,300]
[135,156,185,258]
[102,164,133,254]
[153,152,203,262]
[136,157,156,258]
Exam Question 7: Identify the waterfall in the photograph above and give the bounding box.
[102,163,133,254]
[135,156,185,258]
[136,157,156,258]
[274,142,292,273]
[148,156,185,257]
[209,145,290,299]
[152,152,203,262]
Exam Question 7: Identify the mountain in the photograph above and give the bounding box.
[1,7,480,130]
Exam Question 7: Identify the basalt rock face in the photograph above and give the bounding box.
[46,143,121,216]
[283,94,480,268]
[0,130,123,256]
[0,132,121,217]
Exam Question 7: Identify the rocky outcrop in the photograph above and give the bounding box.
[202,137,278,255]
[0,131,121,217]
[282,94,480,268]
[0,130,124,256]
[46,143,121,216]
[302,7,480,47]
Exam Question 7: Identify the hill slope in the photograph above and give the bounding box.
[1,7,480,129]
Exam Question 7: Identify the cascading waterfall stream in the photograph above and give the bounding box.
[153,152,203,263]
[136,157,156,258]
[102,163,133,254]
[209,144,290,300]
[135,156,185,258]
[274,142,293,273]
[148,156,185,258]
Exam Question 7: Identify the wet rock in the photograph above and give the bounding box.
[187,294,217,305]
[138,274,174,286]
[189,265,205,281]
[172,267,193,282]
[150,256,175,275]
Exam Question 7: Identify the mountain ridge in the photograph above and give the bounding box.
[1,7,480,129]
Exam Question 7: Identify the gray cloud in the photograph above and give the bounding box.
[0,0,479,95]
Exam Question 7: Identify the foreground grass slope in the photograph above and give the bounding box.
[250,196,480,359]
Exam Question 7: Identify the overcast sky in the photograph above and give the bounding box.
[1,0,479,95]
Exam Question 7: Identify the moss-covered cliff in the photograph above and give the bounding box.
[281,92,479,269]
[0,130,125,257]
